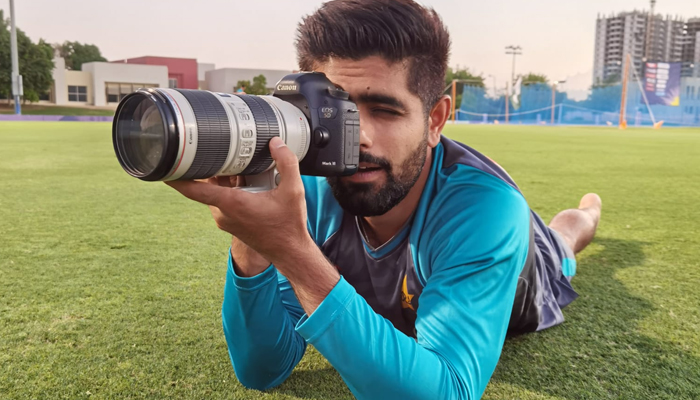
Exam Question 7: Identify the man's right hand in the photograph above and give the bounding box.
[206,176,271,277]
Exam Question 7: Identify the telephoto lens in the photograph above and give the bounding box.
[113,88,310,182]
[112,73,361,186]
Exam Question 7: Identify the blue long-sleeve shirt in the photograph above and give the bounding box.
[221,136,569,399]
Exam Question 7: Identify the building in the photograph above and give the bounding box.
[49,57,168,107]
[112,56,199,89]
[205,68,294,94]
[593,11,698,84]
[41,55,293,108]
[197,63,216,90]
[682,18,700,77]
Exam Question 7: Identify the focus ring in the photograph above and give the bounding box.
[237,95,279,175]
[176,89,231,180]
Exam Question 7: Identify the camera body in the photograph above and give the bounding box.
[272,72,359,176]
[111,72,360,192]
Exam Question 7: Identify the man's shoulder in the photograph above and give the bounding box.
[426,137,527,216]
[411,138,531,276]
[437,136,520,191]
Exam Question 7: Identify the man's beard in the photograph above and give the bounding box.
[327,136,429,217]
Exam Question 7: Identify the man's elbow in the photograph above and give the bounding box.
[232,363,291,392]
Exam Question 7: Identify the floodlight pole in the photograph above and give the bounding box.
[10,0,22,115]
[551,80,566,125]
[505,45,522,85]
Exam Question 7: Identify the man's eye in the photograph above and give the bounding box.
[372,108,401,116]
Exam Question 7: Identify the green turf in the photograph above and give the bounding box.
[1,122,699,399]
[0,104,115,116]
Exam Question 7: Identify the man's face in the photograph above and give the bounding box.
[316,56,433,217]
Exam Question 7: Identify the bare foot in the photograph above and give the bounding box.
[578,193,602,229]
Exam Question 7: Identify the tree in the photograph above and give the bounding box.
[235,75,267,95]
[444,67,485,113]
[235,80,250,93]
[0,10,54,103]
[444,67,485,89]
[520,73,548,86]
[248,74,267,95]
[55,41,107,71]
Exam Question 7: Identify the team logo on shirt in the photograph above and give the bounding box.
[401,275,415,311]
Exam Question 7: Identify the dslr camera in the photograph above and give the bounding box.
[112,72,360,191]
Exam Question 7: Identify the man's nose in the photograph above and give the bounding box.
[358,119,373,150]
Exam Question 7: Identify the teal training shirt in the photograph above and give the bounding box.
[221,136,575,399]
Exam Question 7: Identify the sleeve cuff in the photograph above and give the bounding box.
[228,248,276,291]
[295,277,355,343]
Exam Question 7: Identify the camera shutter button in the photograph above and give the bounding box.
[313,127,330,147]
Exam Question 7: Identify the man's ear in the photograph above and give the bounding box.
[427,95,451,148]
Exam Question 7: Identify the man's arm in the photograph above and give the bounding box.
[165,138,529,398]
[221,250,308,390]
[276,183,531,399]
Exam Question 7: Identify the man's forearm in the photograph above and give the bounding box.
[222,253,307,390]
[270,238,340,316]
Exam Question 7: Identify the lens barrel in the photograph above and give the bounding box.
[112,88,309,182]
[112,89,180,181]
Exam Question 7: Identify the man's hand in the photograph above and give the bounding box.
[166,137,311,266]
[166,137,340,314]
[202,176,271,277]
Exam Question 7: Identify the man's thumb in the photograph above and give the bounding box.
[269,137,301,186]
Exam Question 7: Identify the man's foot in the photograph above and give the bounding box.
[578,193,602,229]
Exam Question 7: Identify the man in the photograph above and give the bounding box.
[167,1,602,398]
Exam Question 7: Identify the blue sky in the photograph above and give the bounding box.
[5,0,700,93]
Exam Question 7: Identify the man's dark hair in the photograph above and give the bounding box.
[295,0,451,114]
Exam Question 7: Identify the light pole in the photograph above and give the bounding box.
[505,45,522,85]
[486,74,497,97]
[9,0,22,115]
[551,80,566,125]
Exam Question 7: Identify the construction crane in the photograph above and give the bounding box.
[644,0,657,61]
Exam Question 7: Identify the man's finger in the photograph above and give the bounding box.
[269,137,302,189]
[165,180,239,207]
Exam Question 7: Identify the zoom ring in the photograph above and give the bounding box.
[176,90,231,180]
[237,95,279,175]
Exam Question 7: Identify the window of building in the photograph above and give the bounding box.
[68,85,87,102]
[106,83,158,103]
[106,83,119,103]
[168,78,178,89]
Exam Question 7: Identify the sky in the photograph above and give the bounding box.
[4,0,700,95]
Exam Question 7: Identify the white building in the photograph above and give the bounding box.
[49,57,168,107]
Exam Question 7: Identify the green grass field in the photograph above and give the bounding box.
[0,104,115,116]
[1,122,699,399]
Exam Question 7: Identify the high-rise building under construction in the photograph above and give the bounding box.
[593,10,699,84]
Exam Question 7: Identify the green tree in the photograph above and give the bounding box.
[520,72,548,86]
[56,41,107,71]
[0,10,54,103]
[444,67,485,88]
[248,74,268,95]
[444,67,484,112]
[235,80,250,93]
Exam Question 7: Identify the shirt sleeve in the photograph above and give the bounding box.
[221,251,307,390]
[294,180,531,399]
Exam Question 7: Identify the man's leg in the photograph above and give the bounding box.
[548,193,602,255]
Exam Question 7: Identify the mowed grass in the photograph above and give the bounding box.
[0,104,115,116]
[1,122,699,399]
